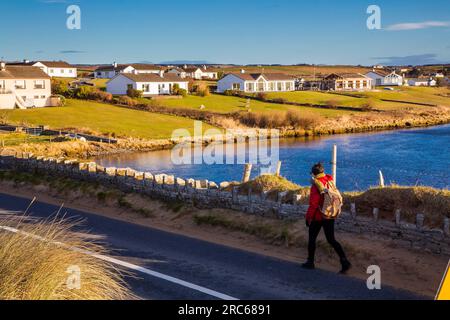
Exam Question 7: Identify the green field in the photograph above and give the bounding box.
[265,87,450,110]
[2,99,217,139]
[152,94,353,117]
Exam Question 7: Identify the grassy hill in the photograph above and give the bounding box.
[2,99,218,139]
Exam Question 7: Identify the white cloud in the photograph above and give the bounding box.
[386,21,450,31]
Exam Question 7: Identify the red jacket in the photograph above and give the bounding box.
[306,174,334,223]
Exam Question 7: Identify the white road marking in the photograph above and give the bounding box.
[0,224,239,301]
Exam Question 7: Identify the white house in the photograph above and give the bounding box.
[32,61,77,78]
[407,78,437,87]
[365,70,403,86]
[0,62,52,109]
[106,73,188,96]
[217,72,296,93]
[166,67,187,78]
[322,73,373,91]
[95,63,163,79]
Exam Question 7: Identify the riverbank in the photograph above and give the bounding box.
[0,169,447,298]
[2,106,450,160]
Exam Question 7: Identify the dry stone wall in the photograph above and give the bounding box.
[1,152,449,256]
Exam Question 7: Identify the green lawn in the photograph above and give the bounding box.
[3,99,218,139]
[266,87,450,111]
[0,132,57,146]
[152,94,353,118]
[91,78,109,90]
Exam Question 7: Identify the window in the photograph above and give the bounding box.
[61,69,65,74]
[34,95,39,99]
[69,69,73,73]
[0,80,5,89]
[268,82,275,91]
[285,82,292,91]
[277,82,283,91]
[257,79,265,92]
[246,83,255,92]
[142,84,150,92]
[34,80,45,89]
[347,81,354,88]
[41,95,46,99]
[49,69,54,74]
[232,83,241,90]
[22,96,27,101]
[355,81,360,88]
[15,80,26,89]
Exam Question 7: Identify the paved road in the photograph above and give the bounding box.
[0,192,424,300]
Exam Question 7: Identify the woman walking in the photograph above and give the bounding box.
[302,163,351,274]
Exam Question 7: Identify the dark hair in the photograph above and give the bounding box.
[311,163,325,176]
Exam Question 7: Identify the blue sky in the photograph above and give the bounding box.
[1,0,449,65]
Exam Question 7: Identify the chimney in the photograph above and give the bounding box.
[23,59,30,64]
[113,62,118,68]
[241,69,246,74]
[0,62,5,71]
[159,69,164,77]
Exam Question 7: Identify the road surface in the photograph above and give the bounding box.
[0,192,423,300]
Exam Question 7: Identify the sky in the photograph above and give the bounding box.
[1,0,449,66]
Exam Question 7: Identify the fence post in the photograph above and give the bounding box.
[331,145,337,186]
[275,161,282,177]
[242,164,252,183]
[379,170,385,188]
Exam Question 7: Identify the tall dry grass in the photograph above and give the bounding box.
[0,215,133,300]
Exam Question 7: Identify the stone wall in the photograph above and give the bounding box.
[1,153,449,256]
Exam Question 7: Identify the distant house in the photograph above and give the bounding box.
[179,66,218,80]
[0,62,53,109]
[217,72,296,93]
[322,73,373,91]
[32,61,77,78]
[106,73,188,96]
[407,78,437,87]
[365,70,403,86]
[431,72,445,78]
[166,67,187,78]
[95,63,163,79]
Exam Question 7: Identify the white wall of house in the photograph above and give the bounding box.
[33,62,77,78]
[106,75,136,95]
[95,70,117,79]
[366,72,402,86]
[217,74,295,93]
[0,78,52,109]
[408,79,436,86]
[107,74,188,95]
[217,75,246,93]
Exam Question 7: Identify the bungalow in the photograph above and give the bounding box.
[0,62,53,109]
[95,63,163,79]
[106,73,188,96]
[167,66,218,80]
[407,78,437,87]
[322,73,373,91]
[32,61,77,78]
[217,72,296,93]
[365,70,403,86]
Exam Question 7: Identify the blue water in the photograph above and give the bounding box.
[96,125,450,191]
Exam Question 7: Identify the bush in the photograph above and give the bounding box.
[117,96,138,106]
[172,84,188,97]
[361,98,376,111]
[271,97,287,104]
[126,88,143,99]
[51,79,71,97]
[194,83,210,97]
[90,90,113,102]
[256,92,268,101]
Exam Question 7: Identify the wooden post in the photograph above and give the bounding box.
[242,164,252,183]
[331,145,337,186]
[275,161,282,177]
[379,170,385,188]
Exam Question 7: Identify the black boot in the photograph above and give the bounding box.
[339,259,352,274]
[301,260,315,270]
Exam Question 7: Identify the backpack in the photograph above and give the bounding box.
[320,180,343,220]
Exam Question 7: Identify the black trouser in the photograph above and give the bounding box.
[308,219,347,262]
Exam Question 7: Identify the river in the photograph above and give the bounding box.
[96,125,450,192]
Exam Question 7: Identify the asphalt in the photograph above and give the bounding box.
[0,192,425,300]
